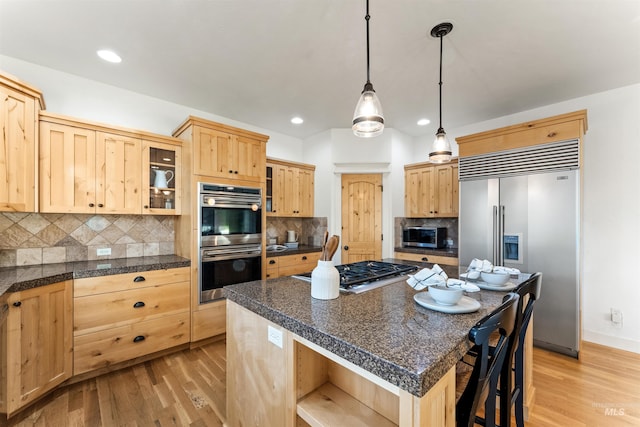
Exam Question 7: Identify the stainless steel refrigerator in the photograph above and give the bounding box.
[459,140,580,357]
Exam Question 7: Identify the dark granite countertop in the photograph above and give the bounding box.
[0,255,190,297]
[394,246,458,257]
[266,245,322,258]
[225,258,522,397]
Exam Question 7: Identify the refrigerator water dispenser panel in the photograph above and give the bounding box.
[503,233,523,264]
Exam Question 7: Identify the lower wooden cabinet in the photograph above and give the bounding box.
[266,252,322,278]
[191,299,226,343]
[393,251,459,267]
[73,268,190,375]
[0,280,73,416]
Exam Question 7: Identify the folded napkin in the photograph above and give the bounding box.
[446,278,480,292]
[406,265,446,290]
[492,266,521,275]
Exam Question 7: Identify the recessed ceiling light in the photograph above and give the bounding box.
[417,118,431,126]
[291,117,304,125]
[97,49,122,63]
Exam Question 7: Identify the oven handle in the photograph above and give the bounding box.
[201,250,262,262]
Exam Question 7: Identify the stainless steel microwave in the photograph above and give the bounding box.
[402,226,447,249]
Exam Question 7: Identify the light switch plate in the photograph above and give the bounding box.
[267,325,283,348]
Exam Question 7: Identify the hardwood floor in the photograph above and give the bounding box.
[3,340,639,426]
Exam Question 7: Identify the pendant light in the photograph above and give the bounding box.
[429,22,453,163]
[352,0,384,138]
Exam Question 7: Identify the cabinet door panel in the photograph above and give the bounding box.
[4,281,72,415]
[40,122,97,213]
[96,132,142,214]
[0,85,37,212]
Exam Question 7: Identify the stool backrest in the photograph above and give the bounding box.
[457,292,519,427]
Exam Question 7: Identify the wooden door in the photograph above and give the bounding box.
[272,163,287,216]
[341,174,382,263]
[193,126,232,178]
[96,132,142,214]
[282,166,297,216]
[0,84,37,212]
[405,166,435,217]
[434,164,454,217]
[39,122,97,213]
[3,281,73,416]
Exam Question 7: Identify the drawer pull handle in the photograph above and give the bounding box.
[547,131,557,138]
[302,256,307,260]
[133,335,146,343]
[133,276,146,282]
[133,301,145,308]
[12,301,21,307]
[269,260,276,265]
[421,257,428,262]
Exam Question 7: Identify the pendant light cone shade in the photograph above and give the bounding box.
[353,0,384,137]
[429,22,453,163]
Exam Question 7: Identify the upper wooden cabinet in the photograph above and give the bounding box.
[0,280,73,417]
[455,110,588,157]
[405,159,458,218]
[142,140,181,215]
[173,117,268,183]
[266,158,315,217]
[39,112,182,215]
[0,72,45,212]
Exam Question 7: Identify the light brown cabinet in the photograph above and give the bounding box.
[404,159,458,218]
[266,158,315,217]
[393,251,459,267]
[142,140,181,215]
[0,280,73,416]
[0,72,44,212]
[265,252,321,279]
[39,112,182,215]
[73,268,190,375]
[190,123,266,182]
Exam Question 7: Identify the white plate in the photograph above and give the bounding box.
[414,292,481,314]
[475,281,517,291]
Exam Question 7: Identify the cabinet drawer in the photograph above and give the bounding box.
[393,251,459,266]
[73,312,189,375]
[277,252,321,267]
[74,267,189,297]
[74,281,189,335]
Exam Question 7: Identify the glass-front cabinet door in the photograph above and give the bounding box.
[142,140,181,215]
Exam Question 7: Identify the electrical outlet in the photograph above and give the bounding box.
[267,325,283,348]
[611,308,623,326]
[96,247,111,256]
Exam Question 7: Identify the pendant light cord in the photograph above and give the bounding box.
[438,33,444,132]
[365,0,371,84]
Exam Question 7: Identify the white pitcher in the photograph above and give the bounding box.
[153,169,174,188]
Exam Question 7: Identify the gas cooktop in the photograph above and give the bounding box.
[292,260,418,294]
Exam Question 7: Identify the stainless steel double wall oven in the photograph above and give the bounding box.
[198,183,262,303]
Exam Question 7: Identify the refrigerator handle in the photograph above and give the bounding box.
[492,205,499,265]
[499,205,505,266]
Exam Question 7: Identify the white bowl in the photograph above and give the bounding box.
[480,271,510,286]
[428,285,463,305]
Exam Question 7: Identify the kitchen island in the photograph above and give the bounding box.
[224,261,526,426]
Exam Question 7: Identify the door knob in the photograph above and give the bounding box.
[344,245,349,250]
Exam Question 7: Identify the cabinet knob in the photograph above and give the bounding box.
[234,171,238,174]
[133,301,146,308]
[344,245,349,251]
[133,276,146,282]
[421,257,428,262]
[12,301,21,307]
[98,203,104,208]
[89,203,95,207]
[133,335,146,343]
[144,205,149,209]
[547,131,557,138]
[269,260,276,265]
[302,256,307,260]
[229,170,233,173]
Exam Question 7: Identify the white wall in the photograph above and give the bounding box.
[436,83,640,354]
[0,55,303,157]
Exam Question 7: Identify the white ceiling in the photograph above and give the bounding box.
[1,1,639,139]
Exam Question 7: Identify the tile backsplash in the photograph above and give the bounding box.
[0,213,175,267]
[266,217,327,246]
